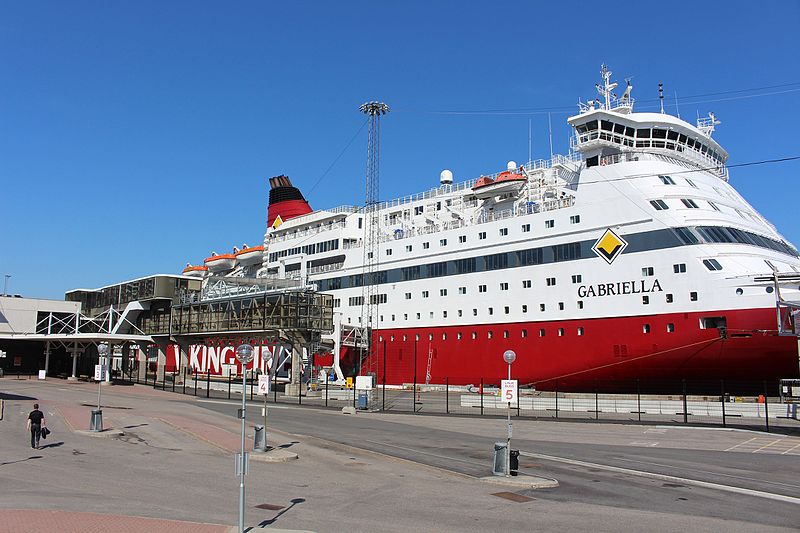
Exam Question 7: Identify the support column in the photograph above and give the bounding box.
[176,343,189,384]
[68,341,78,381]
[155,340,168,383]
[137,345,147,381]
[121,343,130,380]
[285,343,306,396]
[44,341,51,375]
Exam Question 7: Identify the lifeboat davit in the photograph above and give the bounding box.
[204,252,236,273]
[234,244,264,267]
[182,264,208,278]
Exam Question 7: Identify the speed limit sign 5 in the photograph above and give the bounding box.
[501,379,518,403]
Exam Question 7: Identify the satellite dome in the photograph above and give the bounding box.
[440,169,453,184]
[507,161,518,171]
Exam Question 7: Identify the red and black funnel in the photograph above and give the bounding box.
[267,175,312,227]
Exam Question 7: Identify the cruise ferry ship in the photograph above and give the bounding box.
[187,67,800,390]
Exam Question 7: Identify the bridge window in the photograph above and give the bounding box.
[703,259,723,271]
[660,175,676,185]
[650,199,669,210]
[681,199,700,208]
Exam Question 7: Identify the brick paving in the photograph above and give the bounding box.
[0,509,232,533]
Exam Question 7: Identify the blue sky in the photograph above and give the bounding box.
[1,1,799,298]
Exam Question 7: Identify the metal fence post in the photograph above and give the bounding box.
[445,377,449,414]
[298,378,302,405]
[183,368,186,395]
[228,373,232,399]
[721,379,726,428]
[637,379,641,422]
[206,371,211,398]
[595,383,599,420]
[555,380,559,419]
[325,378,329,407]
[273,373,277,403]
[764,380,770,433]
[194,372,198,396]
[480,378,484,416]
[250,370,254,401]
[172,374,175,393]
[682,379,688,424]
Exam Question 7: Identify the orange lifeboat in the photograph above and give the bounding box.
[204,252,236,273]
[473,176,495,190]
[182,264,208,278]
[234,244,264,267]
[494,170,526,183]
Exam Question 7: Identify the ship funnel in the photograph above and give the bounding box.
[267,174,313,228]
[440,169,453,185]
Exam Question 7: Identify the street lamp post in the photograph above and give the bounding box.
[502,349,516,477]
[235,343,254,533]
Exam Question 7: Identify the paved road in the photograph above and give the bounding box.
[195,397,800,529]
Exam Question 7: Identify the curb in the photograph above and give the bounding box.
[479,474,559,489]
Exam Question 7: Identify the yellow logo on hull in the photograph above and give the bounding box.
[592,228,628,264]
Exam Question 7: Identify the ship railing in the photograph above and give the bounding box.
[307,262,345,275]
[269,220,348,243]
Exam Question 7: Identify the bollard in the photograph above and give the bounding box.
[253,424,267,452]
[90,409,103,432]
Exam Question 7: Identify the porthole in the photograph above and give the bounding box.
[735,288,743,295]
[766,286,774,294]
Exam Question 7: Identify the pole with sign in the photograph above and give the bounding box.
[235,344,254,533]
[258,373,270,449]
[502,350,517,476]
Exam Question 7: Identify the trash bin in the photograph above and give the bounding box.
[509,449,519,476]
[90,409,103,432]
[492,441,507,476]
[358,392,368,410]
[253,424,267,452]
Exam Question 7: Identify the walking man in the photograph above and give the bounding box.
[27,403,45,449]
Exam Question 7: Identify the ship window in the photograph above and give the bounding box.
[479,285,487,293]
[504,306,510,314]
[485,253,508,270]
[667,130,679,141]
[650,199,669,210]
[403,314,408,321]
[642,295,650,305]
[522,280,532,288]
[572,274,582,283]
[703,259,723,271]
[414,206,423,216]
[440,239,447,246]
[406,245,412,252]
[614,123,625,134]
[558,302,564,310]
[625,126,635,137]
[681,199,700,208]
[539,329,546,337]
[423,242,430,249]
[522,224,531,232]
[500,282,509,290]
[642,267,654,276]
[473,309,478,316]
[601,120,613,131]
[673,227,699,244]
[652,128,667,139]
[666,294,673,303]
[700,316,727,329]
[708,201,721,211]
[522,329,528,338]
[690,291,698,301]
[578,300,584,309]
[488,331,493,339]
[546,277,556,286]
[416,313,421,319]
[577,327,584,336]
[667,323,675,333]
[455,257,476,274]
[679,133,687,143]
[440,289,447,296]
[488,307,493,315]
[457,332,462,340]
[686,178,698,188]
[471,332,477,340]
[687,138,696,148]
[558,328,565,337]
[660,175,676,185]
[522,305,528,313]
[458,287,466,295]
[458,309,463,317]
[643,324,651,333]
[499,228,508,236]
[459,235,466,243]
[405,292,411,300]
[636,140,650,148]
[545,219,555,228]
[636,128,650,138]
[540,303,546,312]
[585,120,598,131]
[422,290,429,298]
[570,215,581,224]
[479,232,486,240]
[503,330,509,338]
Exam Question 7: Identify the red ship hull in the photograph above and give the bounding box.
[358,307,799,391]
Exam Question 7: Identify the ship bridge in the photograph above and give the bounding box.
[568,65,728,179]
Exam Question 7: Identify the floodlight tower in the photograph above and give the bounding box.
[358,101,389,375]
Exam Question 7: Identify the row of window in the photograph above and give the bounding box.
[650,197,751,220]
[377,321,679,343]
[575,120,725,166]
[269,238,340,262]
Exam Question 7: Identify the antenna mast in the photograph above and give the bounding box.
[358,101,389,376]
[659,82,665,113]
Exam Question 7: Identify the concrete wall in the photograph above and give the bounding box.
[0,296,80,334]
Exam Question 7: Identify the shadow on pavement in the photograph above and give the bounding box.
[278,441,300,449]
[0,393,38,400]
[254,498,306,529]
[40,442,64,449]
[1,455,43,466]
